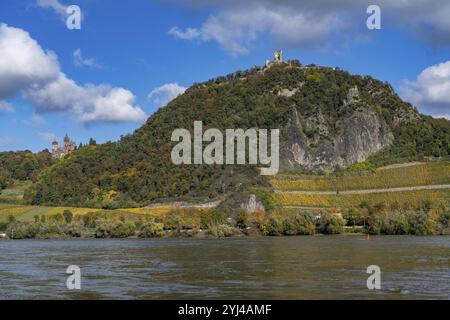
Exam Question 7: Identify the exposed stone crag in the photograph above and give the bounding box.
[280,86,394,172]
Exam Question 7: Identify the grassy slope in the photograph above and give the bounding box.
[0,203,175,222]
[0,180,32,203]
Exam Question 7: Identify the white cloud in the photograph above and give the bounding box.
[0,23,59,99]
[170,0,450,54]
[168,27,201,40]
[148,83,186,108]
[25,73,82,112]
[170,6,339,55]
[0,24,147,123]
[36,0,67,19]
[0,101,14,113]
[39,132,56,142]
[76,87,147,123]
[25,73,147,123]
[73,49,102,69]
[400,61,450,119]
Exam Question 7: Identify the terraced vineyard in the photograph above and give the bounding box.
[272,161,450,208]
[272,161,450,191]
[277,189,449,208]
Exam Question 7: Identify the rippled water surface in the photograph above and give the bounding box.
[0,236,449,299]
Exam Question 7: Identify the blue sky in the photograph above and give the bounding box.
[0,0,449,152]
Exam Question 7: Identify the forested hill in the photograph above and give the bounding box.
[0,151,53,189]
[21,60,450,208]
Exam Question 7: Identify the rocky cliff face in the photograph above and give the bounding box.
[281,86,394,172]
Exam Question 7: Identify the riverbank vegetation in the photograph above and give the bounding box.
[0,200,448,239]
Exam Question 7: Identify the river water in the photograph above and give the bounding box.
[0,236,449,299]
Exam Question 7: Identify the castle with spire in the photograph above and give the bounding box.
[51,134,76,159]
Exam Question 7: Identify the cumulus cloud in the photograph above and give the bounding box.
[0,101,14,113]
[170,5,340,54]
[148,83,186,108]
[0,23,59,100]
[76,87,147,123]
[73,49,102,69]
[0,23,147,123]
[25,73,147,122]
[169,0,450,54]
[400,61,450,119]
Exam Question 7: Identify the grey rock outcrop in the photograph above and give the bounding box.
[281,96,394,172]
[344,85,360,106]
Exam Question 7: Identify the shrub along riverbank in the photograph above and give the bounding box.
[0,201,449,239]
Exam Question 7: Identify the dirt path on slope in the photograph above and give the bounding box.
[377,162,423,171]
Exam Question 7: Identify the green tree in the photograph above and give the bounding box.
[7,215,16,224]
[235,210,250,228]
[318,212,345,234]
[139,222,164,238]
[63,210,73,224]
[88,138,97,146]
[408,210,436,235]
[0,173,7,189]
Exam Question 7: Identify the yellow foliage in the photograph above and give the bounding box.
[0,205,35,221]
[276,189,449,208]
[272,162,450,191]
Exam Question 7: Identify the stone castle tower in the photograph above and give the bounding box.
[51,134,76,159]
[265,50,284,68]
[63,134,76,153]
[51,140,58,154]
[274,50,283,63]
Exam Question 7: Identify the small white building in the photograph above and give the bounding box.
[0,233,7,239]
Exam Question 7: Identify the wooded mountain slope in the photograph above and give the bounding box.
[22,61,450,208]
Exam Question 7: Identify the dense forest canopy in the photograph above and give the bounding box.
[0,150,53,189]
